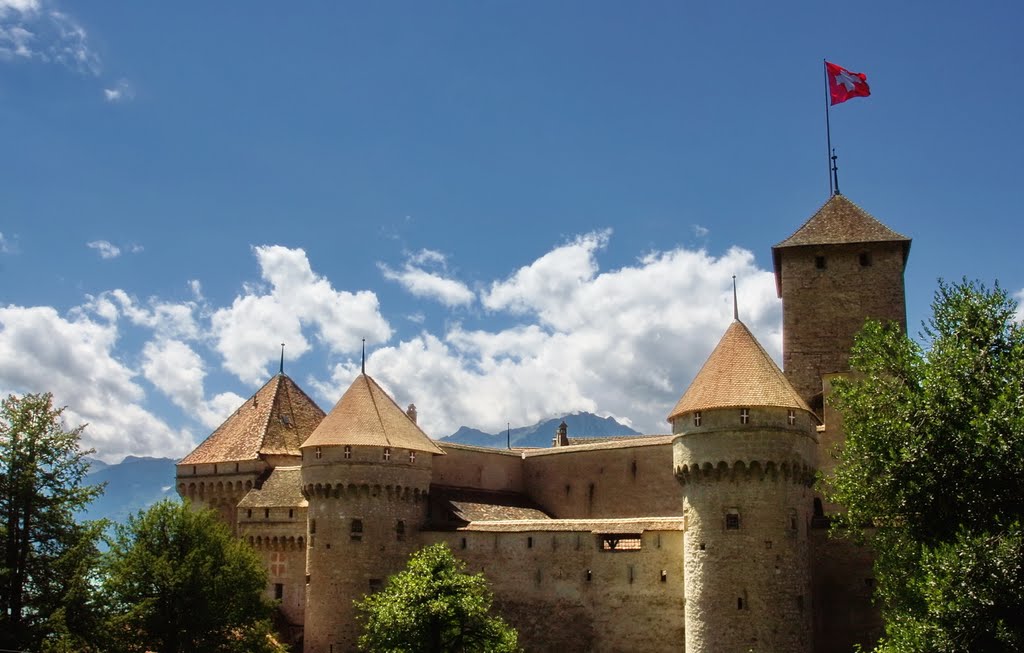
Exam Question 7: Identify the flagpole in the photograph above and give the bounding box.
[823,59,834,196]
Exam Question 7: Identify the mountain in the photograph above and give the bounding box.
[443,412,641,449]
[80,456,178,525]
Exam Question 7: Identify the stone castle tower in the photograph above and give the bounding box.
[670,320,817,653]
[175,190,911,653]
[300,374,444,653]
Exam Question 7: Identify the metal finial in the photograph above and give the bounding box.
[279,343,285,375]
[732,276,739,321]
[507,422,511,450]
[361,338,366,374]
[831,148,841,196]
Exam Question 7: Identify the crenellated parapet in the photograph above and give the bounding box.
[675,458,815,486]
[301,481,428,503]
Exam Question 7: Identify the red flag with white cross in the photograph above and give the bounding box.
[825,61,870,105]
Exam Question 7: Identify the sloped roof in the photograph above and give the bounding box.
[433,487,551,523]
[301,374,444,455]
[238,466,307,508]
[179,374,325,465]
[772,194,911,295]
[667,321,811,421]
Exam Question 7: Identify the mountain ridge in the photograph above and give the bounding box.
[442,411,641,448]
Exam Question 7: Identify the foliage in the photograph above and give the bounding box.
[102,499,286,653]
[826,280,1024,652]
[0,392,105,651]
[356,542,520,653]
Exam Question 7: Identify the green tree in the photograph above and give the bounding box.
[0,392,104,651]
[355,542,520,653]
[825,280,1024,652]
[102,499,286,653]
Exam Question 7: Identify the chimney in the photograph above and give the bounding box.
[406,404,417,424]
[552,420,569,447]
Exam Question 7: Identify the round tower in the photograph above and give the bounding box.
[300,374,444,653]
[669,320,817,653]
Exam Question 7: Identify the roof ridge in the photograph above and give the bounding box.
[255,375,281,450]
[363,375,392,447]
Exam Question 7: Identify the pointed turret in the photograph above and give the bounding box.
[302,373,443,455]
[668,320,810,424]
[180,373,326,465]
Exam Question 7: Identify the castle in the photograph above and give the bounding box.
[176,192,910,653]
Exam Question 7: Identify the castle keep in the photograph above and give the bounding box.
[176,193,910,652]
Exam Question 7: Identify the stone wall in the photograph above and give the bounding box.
[779,241,907,405]
[429,528,686,653]
[239,506,308,631]
[432,444,525,492]
[522,440,679,518]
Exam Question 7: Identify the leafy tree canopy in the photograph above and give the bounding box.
[102,499,285,653]
[826,280,1024,652]
[356,542,520,653]
[0,392,104,651]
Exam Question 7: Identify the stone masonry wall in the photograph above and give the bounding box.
[780,241,907,405]
[522,442,679,518]
[432,444,525,492]
[429,528,686,653]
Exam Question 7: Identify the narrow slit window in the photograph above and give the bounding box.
[527,536,533,549]
[343,445,352,459]
[274,583,283,600]
[395,520,405,541]
[409,450,416,463]
[350,519,363,541]
[815,255,826,269]
[726,509,741,530]
[693,411,702,427]
[383,447,391,461]
[314,446,322,459]
[660,570,668,582]
[740,408,750,425]
[787,409,796,425]
[859,252,872,267]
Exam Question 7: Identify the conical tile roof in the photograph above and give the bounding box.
[301,374,444,455]
[667,321,811,421]
[180,374,326,464]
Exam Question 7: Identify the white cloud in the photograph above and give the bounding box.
[104,78,134,103]
[0,231,13,254]
[140,337,243,429]
[0,305,194,462]
[316,232,781,438]
[211,245,392,384]
[379,249,475,308]
[693,224,709,238]
[87,240,121,259]
[0,2,99,74]
[1014,289,1024,324]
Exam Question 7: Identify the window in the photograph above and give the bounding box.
[737,597,745,610]
[527,537,533,549]
[288,508,294,519]
[314,446,322,459]
[246,509,252,519]
[693,411,702,427]
[281,414,292,426]
[343,445,352,459]
[740,408,750,425]
[765,540,772,549]
[586,569,592,582]
[789,509,799,531]
[369,578,383,593]
[815,255,826,270]
[660,570,668,582]
[726,509,740,530]
[351,519,363,541]
[599,534,642,551]
[859,252,872,267]
[628,565,634,584]
[396,520,405,541]
[787,409,796,425]
[460,537,467,550]
[235,463,239,472]
[383,447,391,461]
[264,508,270,519]
[409,450,416,463]
[310,519,316,534]
[274,583,283,600]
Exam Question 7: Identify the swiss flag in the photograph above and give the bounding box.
[826,62,870,105]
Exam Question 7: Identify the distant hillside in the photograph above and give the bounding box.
[80,456,178,525]
[443,412,640,449]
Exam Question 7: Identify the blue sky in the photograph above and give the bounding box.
[2,1,1022,462]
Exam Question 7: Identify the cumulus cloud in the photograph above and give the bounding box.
[211,245,392,384]
[1014,289,1024,324]
[0,305,194,462]
[140,338,243,429]
[0,2,100,75]
[316,232,781,438]
[87,240,121,259]
[379,249,475,308]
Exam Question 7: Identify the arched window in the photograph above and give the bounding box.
[351,519,363,541]
[396,520,405,541]
[725,508,740,530]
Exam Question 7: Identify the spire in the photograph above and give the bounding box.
[831,148,841,196]
[279,343,285,375]
[361,338,366,374]
[732,276,738,321]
